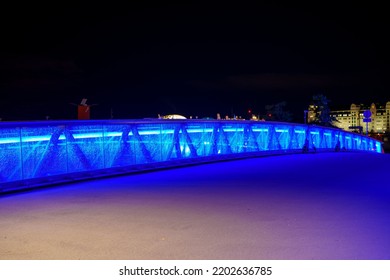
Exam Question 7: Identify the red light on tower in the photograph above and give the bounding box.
[77,98,90,120]
[78,105,90,120]
[70,98,98,120]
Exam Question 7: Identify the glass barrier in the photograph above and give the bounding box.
[0,120,382,193]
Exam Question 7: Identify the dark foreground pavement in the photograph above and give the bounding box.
[0,152,389,260]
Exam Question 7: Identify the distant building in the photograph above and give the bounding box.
[308,102,390,134]
[161,114,187,119]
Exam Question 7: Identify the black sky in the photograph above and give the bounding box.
[0,3,389,121]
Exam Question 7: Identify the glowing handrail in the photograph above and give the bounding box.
[0,119,382,193]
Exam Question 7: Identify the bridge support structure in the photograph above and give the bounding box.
[0,119,382,193]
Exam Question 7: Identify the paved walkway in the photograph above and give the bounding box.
[0,152,389,260]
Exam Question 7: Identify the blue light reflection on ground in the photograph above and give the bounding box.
[0,152,389,259]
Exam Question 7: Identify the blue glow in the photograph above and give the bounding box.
[0,119,383,193]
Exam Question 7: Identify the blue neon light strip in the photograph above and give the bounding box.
[0,119,382,193]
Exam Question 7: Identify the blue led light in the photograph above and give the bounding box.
[0,120,383,192]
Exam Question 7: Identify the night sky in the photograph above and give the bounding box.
[1,3,389,122]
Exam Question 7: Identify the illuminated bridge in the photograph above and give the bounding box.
[0,119,382,194]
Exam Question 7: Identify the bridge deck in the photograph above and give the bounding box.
[0,119,381,193]
[0,152,389,260]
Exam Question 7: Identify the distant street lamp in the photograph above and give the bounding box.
[363,109,372,135]
[304,110,308,124]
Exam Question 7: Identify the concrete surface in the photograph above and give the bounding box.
[0,152,389,260]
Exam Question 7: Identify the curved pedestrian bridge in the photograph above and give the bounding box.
[0,119,382,193]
